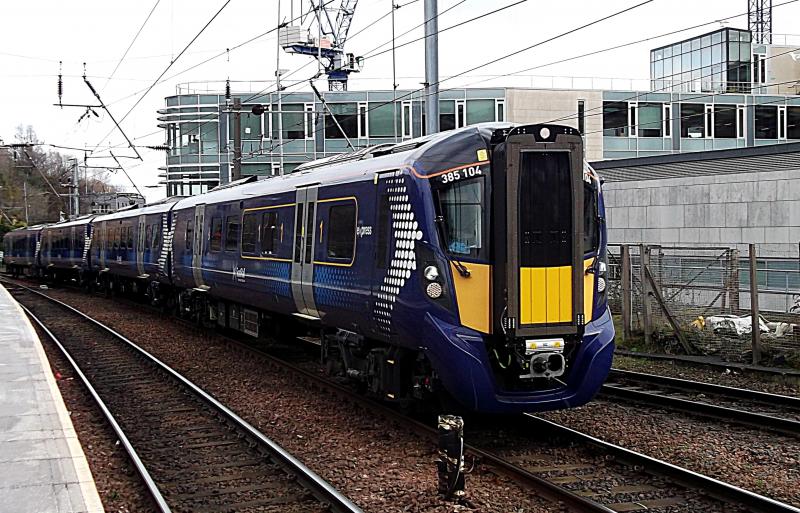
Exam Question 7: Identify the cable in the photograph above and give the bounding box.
[243,0,655,162]
[92,0,234,152]
[103,0,161,92]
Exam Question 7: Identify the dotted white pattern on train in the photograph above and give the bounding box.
[157,213,176,275]
[374,171,423,334]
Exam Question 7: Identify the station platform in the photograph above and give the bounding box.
[0,283,103,513]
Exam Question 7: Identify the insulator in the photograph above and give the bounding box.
[225,78,231,101]
[58,61,63,107]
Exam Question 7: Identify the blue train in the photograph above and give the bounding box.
[3,123,614,414]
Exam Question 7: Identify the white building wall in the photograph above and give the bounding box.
[603,167,800,257]
[505,89,604,161]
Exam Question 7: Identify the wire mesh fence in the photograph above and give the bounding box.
[608,244,800,367]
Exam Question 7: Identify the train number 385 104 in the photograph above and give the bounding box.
[441,166,482,184]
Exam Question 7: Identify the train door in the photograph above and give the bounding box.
[291,185,320,318]
[192,204,206,288]
[136,215,146,277]
[99,222,106,269]
[504,136,584,338]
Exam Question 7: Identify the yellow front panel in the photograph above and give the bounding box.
[584,258,595,321]
[520,265,572,325]
[520,267,532,324]
[451,262,492,334]
[558,266,573,321]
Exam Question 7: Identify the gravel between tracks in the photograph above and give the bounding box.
[540,399,800,506]
[32,324,156,513]
[39,287,553,513]
[613,355,800,396]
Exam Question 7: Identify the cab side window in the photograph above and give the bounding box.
[327,203,356,261]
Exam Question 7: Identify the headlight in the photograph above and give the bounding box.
[597,277,606,293]
[426,282,443,299]
[424,265,439,281]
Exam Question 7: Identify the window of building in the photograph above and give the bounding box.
[402,101,413,138]
[368,102,397,137]
[466,99,496,125]
[755,105,778,139]
[714,104,737,138]
[788,107,800,139]
[305,103,315,139]
[779,107,787,139]
[324,103,358,139]
[241,213,259,255]
[456,100,466,128]
[663,104,672,137]
[638,103,663,137]
[358,102,368,138]
[271,103,306,140]
[440,100,455,131]
[602,101,629,136]
[240,112,262,141]
[210,217,223,251]
[737,105,746,138]
[680,103,705,138]
[496,99,505,122]
[327,203,356,261]
[200,123,218,154]
[261,211,280,256]
[225,215,240,251]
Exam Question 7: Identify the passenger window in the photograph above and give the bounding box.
[241,213,259,255]
[261,212,279,256]
[152,222,160,249]
[225,216,240,252]
[210,217,223,252]
[120,228,127,250]
[294,204,304,263]
[127,227,133,249]
[145,225,152,249]
[185,219,194,251]
[327,203,356,261]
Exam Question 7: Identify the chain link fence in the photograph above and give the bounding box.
[608,244,800,367]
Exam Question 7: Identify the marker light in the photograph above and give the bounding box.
[539,127,551,139]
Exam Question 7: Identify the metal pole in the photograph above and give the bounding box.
[640,244,652,346]
[621,245,631,342]
[424,0,439,135]
[232,98,242,181]
[72,159,80,217]
[391,1,398,142]
[276,0,285,175]
[23,181,29,224]
[749,244,762,365]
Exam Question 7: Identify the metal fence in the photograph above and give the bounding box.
[608,244,800,367]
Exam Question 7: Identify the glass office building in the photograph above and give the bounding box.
[157,88,506,197]
[651,28,753,93]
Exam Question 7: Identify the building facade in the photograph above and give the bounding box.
[650,27,800,95]
[88,192,145,214]
[158,85,800,197]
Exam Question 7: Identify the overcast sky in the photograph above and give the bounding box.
[2,0,799,201]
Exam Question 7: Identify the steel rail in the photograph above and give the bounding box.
[9,283,363,513]
[609,368,800,407]
[20,303,172,513]
[600,383,800,435]
[613,350,800,379]
[9,277,800,512]
[523,414,800,513]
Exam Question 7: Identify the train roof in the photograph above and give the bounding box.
[41,215,97,230]
[93,196,182,223]
[172,123,510,210]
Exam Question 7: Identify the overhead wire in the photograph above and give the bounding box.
[102,0,162,92]
[242,0,655,162]
[92,0,235,153]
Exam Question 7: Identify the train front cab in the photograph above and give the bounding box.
[427,124,615,414]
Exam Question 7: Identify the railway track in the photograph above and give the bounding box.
[7,277,800,512]
[6,283,361,513]
[602,368,800,436]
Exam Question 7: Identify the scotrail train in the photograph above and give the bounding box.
[3,123,614,414]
